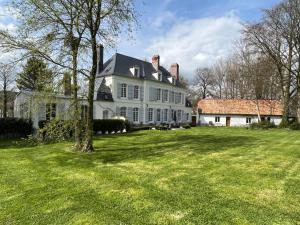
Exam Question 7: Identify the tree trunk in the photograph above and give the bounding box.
[81,39,97,152]
[71,47,82,150]
[3,81,7,118]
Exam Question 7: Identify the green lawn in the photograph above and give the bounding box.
[0,128,299,225]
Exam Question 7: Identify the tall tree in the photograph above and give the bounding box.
[244,0,300,125]
[17,57,53,91]
[193,68,214,99]
[80,0,137,152]
[0,63,15,118]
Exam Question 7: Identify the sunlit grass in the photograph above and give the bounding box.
[0,127,299,224]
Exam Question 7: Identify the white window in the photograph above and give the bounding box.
[163,90,168,102]
[148,108,153,122]
[120,107,127,117]
[186,113,189,121]
[121,83,127,98]
[215,116,220,123]
[178,110,182,121]
[156,89,161,101]
[246,117,252,124]
[46,103,56,121]
[157,109,161,122]
[133,108,139,122]
[103,110,109,119]
[164,109,168,121]
[134,85,139,99]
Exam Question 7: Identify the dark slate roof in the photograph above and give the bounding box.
[96,78,113,101]
[98,53,185,88]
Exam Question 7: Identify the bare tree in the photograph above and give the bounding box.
[0,63,15,118]
[193,68,214,99]
[244,0,300,125]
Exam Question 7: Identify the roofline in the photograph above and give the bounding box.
[199,113,283,117]
[100,73,187,90]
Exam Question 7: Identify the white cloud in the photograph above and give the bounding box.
[147,12,242,80]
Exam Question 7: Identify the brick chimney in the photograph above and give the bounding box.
[170,63,179,80]
[152,55,160,71]
[63,72,71,96]
[97,44,104,74]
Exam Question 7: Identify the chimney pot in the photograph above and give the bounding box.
[170,63,179,80]
[152,55,160,71]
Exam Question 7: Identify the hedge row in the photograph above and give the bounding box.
[93,119,130,134]
[0,118,33,138]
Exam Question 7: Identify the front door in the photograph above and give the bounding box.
[226,117,231,127]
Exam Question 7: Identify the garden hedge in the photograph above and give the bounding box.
[0,118,33,138]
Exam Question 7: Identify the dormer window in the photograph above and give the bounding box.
[134,68,139,77]
[158,72,162,81]
[172,77,176,85]
[130,66,140,77]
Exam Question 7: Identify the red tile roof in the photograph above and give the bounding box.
[197,99,283,116]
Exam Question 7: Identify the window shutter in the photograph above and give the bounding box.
[127,107,133,122]
[140,86,144,101]
[38,103,46,121]
[116,107,120,116]
[128,85,134,100]
[168,109,172,122]
[117,83,121,98]
[139,107,144,123]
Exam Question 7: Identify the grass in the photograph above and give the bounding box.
[0,127,299,225]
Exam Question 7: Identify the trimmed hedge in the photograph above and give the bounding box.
[93,119,128,134]
[0,118,33,138]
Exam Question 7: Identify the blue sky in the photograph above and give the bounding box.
[0,0,282,79]
[114,0,282,79]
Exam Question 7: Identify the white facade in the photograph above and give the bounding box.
[199,114,282,127]
[15,74,191,128]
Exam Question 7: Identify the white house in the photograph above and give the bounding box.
[197,99,283,127]
[14,47,192,128]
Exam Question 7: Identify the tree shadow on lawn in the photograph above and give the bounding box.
[49,132,258,168]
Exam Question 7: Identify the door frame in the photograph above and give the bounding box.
[226,117,231,127]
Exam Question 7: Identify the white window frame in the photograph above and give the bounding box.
[246,117,252,124]
[157,109,161,122]
[133,85,139,99]
[158,72,162,81]
[164,109,168,122]
[133,108,139,122]
[186,113,189,121]
[120,107,127,117]
[148,108,153,122]
[156,89,161,101]
[121,83,127,98]
[215,116,220,123]
[163,90,168,102]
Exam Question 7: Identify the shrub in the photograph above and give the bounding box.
[37,119,74,143]
[250,120,276,129]
[93,119,127,134]
[182,124,191,129]
[130,126,152,132]
[0,118,33,139]
[289,122,300,130]
[155,125,170,131]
